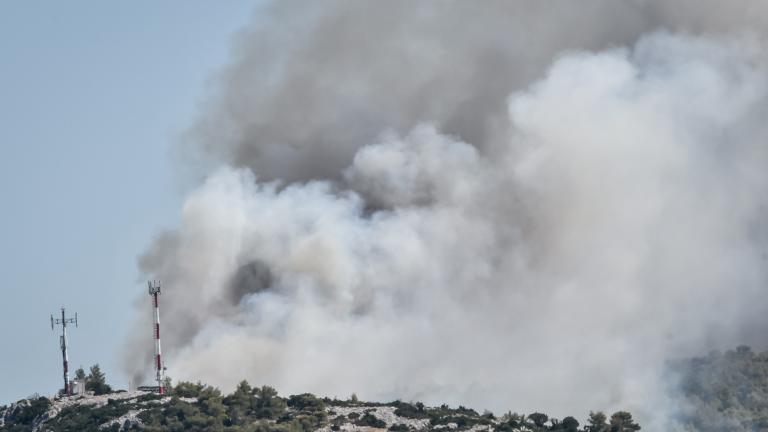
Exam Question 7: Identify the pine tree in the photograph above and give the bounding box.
[163,376,173,393]
[529,412,549,428]
[610,411,641,431]
[224,380,253,425]
[74,367,86,381]
[85,364,112,395]
[562,416,580,432]
[587,411,609,432]
[253,385,287,419]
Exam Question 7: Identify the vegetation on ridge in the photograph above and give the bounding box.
[0,379,640,432]
[12,345,768,432]
[669,345,768,431]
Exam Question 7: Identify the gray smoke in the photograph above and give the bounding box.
[124,1,768,427]
[184,0,768,183]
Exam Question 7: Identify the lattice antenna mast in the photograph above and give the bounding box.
[148,281,165,394]
[50,307,78,396]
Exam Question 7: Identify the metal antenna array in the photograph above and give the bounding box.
[50,307,78,396]
[148,280,165,394]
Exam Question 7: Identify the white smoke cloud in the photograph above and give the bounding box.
[124,30,768,428]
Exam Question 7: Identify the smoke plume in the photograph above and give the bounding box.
[124,1,768,427]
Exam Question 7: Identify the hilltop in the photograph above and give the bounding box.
[7,345,768,432]
[0,381,637,432]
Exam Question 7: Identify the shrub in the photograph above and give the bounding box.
[173,381,204,398]
[288,393,326,412]
[529,412,548,428]
[393,402,427,419]
[8,397,51,426]
[356,412,386,428]
[562,416,580,432]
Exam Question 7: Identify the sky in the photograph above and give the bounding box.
[0,1,258,404]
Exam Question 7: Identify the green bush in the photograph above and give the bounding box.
[1,397,51,431]
[356,412,386,428]
[287,393,325,412]
[528,412,548,428]
[173,381,205,398]
[46,402,129,431]
[393,401,427,419]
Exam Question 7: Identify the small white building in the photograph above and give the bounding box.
[70,379,86,396]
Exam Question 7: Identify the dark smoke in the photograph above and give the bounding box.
[186,0,768,184]
[228,261,274,305]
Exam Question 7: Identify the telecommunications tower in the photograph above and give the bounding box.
[50,307,78,396]
[148,281,165,394]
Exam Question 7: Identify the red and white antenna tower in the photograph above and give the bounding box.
[148,281,165,394]
[50,307,78,396]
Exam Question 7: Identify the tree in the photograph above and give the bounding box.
[736,345,753,357]
[587,411,608,432]
[253,385,287,419]
[562,416,579,432]
[224,380,253,425]
[500,412,523,428]
[74,368,86,381]
[528,412,548,428]
[86,364,112,395]
[174,381,205,398]
[227,380,252,408]
[163,376,173,393]
[356,412,386,428]
[610,411,641,431]
[198,385,226,420]
[287,393,325,412]
[393,402,428,419]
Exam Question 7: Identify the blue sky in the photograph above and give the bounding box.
[0,1,258,403]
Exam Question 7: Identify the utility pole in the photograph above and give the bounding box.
[51,307,78,396]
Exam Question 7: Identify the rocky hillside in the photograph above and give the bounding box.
[0,381,639,432]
